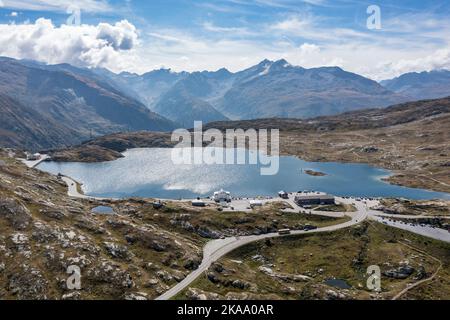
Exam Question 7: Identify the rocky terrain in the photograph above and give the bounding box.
[178,221,450,300]
[379,199,450,216]
[0,148,204,300]
[0,149,351,299]
[47,132,174,163]
[215,59,406,120]
[304,170,327,177]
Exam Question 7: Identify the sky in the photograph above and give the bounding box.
[0,0,449,80]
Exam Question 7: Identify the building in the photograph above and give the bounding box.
[278,191,289,199]
[249,200,263,208]
[192,200,206,207]
[26,153,41,161]
[294,194,335,206]
[213,189,231,203]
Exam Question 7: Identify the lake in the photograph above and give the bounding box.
[37,148,450,200]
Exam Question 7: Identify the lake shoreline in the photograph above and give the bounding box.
[38,148,450,201]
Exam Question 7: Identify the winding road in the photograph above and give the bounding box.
[156,199,373,300]
[58,175,449,300]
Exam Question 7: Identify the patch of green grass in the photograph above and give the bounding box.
[316,203,357,212]
[179,221,450,300]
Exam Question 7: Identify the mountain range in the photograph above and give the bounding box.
[1,56,449,151]
[380,69,450,100]
[104,59,409,121]
[0,57,176,150]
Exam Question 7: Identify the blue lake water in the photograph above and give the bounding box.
[91,206,115,215]
[37,148,450,200]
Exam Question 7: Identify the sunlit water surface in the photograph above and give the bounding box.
[37,148,450,200]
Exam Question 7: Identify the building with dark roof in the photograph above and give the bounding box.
[294,194,335,206]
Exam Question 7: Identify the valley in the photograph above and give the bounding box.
[2,149,448,300]
[0,149,358,300]
[0,0,449,306]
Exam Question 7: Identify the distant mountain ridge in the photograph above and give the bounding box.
[2,56,448,151]
[215,59,406,119]
[152,69,233,126]
[108,58,408,122]
[380,69,450,100]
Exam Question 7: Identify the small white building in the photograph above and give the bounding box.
[213,189,231,203]
[278,191,289,199]
[27,153,41,161]
[249,200,263,208]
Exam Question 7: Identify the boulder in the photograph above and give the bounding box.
[184,255,202,270]
[8,266,48,300]
[0,198,32,230]
[231,279,250,290]
[62,292,81,300]
[124,293,148,300]
[104,242,133,261]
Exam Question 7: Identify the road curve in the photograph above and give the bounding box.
[56,175,450,298]
[61,176,89,199]
[372,215,450,242]
[20,154,50,168]
[55,178,376,300]
[61,176,115,200]
[156,201,371,300]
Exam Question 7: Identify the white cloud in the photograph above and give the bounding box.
[268,14,375,43]
[298,42,320,55]
[97,20,138,50]
[0,10,448,80]
[202,21,255,36]
[0,18,138,69]
[0,0,111,13]
[376,48,450,79]
[270,16,312,33]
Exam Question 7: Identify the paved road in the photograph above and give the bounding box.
[372,215,450,242]
[373,212,450,219]
[156,200,372,300]
[61,176,114,200]
[57,174,450,298]
[61,176,90,199]
[61,175,123,201]
[20,154,50,168]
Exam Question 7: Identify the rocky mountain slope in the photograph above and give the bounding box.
[0,149,206,299]
[381,70,450,100]
[0,149,350,299]
[215,59,406,119]
[109,59,407,122]
[0,57,176,151]
[93,68,188,108]
[180,221,450,300]
[152,70,230,127]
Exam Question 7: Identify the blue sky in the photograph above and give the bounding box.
[0,0,449,80]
